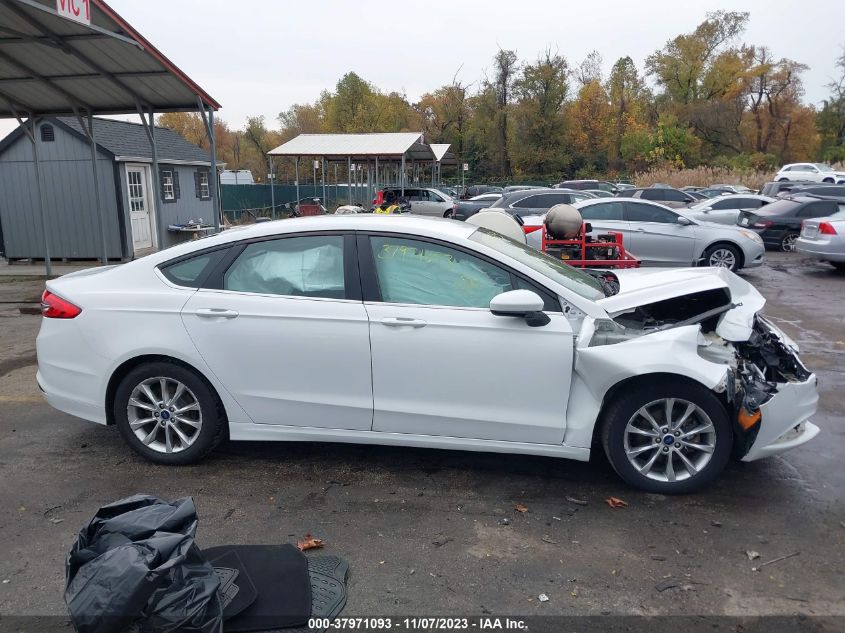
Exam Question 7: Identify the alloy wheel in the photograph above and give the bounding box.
[781,234,798,252]
[708,248,736,269]
[623,398,717,483]
[127,377,203,454]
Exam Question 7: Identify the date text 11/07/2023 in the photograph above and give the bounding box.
[307,617,528,630]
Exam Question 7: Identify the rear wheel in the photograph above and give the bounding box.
[823,178,834,183]
[780,232,798,252]
[114,362,225,465]
[601,378,733,493]
[702,243,741,272]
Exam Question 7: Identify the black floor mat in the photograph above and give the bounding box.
[204,545,311,632]
[266,555,350,633]
[213,550,259,619]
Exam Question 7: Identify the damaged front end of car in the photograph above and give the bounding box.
[583,267,819,461]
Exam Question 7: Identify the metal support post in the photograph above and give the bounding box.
[321,157,327,207]
[82,113,108,263]
[17,114,52,275]
[268,155,276,220]
[137,104,165,249]
[400,154,405,196]
[295,157,300,210]
[347,157,352,205]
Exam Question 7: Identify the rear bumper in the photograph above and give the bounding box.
[742,374,819,462]
[36,319,109,425]
[796,239,845,262]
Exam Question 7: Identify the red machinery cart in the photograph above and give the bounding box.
[535,222,640,269]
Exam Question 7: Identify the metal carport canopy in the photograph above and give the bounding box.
[268,133,439,206]
[0,0,221,274]
[268,133,436,162]
[0,0,221,116]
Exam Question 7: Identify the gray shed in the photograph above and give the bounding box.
[0,117,216,261]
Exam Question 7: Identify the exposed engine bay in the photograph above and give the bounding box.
[580,271,813,459]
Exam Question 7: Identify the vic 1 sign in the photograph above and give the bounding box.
[56,0,91,25]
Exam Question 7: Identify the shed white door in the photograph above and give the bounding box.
[127,166,153,251]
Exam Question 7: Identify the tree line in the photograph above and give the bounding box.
[160,11,845,184]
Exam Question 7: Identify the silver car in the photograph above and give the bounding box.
[381,187,455,218]
[684,194,775,225]
[795,210,845,271]
[523,198,765,272]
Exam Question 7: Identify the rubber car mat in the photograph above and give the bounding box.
[202,545,310,632]
[276,556,349,633]
[211,550,258,619]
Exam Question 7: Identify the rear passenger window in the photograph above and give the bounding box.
[579,202,625,221]
[663,189,688,202]
[224,235,345,299]
[160,250,224,288]
[625,203,678,223]
[639,189,663,200]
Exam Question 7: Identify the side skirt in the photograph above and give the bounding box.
[227,424,591,461]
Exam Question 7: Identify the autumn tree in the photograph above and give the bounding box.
[727,46,817,162]
[567,80,611,174]
[491,49,519,176]
[818,49,845,161]
[606,57,649,169]
[510,49,570,175]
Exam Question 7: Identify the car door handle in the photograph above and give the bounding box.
[634,227,646,232]
[381,317,427,328]
[195,308,239,319]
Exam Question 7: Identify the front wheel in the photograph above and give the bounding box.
[114,362,226,465]
[780,232,798,252]
[702,243,741,272]
[601,379,733,493]
[443,209,454,219]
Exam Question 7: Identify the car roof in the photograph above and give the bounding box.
[145,215,477,265]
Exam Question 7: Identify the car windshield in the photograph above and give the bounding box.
[814,164,833,172]
[468,227,605,301]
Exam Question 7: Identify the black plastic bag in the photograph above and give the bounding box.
[65,494,223,633]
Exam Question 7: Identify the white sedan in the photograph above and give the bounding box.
[37,216,819,493]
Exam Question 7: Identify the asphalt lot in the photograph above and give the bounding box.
[0,252,843,620]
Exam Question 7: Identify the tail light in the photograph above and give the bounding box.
[752,219,773,229]
[819,222,838,235]
[523,225,544,234]
[41,290,81,319]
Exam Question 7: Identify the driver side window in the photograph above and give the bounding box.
[369,236,514,308]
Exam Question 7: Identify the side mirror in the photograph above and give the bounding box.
[677,216,693,226]
[490,290,550,327]
[702,207,713,213]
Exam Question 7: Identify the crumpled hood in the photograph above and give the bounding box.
[597,267,766,341]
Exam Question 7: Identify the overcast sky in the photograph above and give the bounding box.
[1,0,843,138]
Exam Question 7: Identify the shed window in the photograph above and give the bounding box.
[40,124,55,142]
[196,170,210,200]
[161,170,175,201]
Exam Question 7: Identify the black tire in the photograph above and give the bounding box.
[601,378,733,494]
[777,178,789,182]
[831,262,845,272]
[780,232,798,252]
[702,243,742,272]
[444,209,454,218]
[823,178,834,183]
[113,361,226,465]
